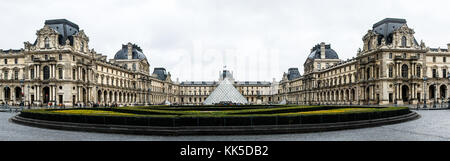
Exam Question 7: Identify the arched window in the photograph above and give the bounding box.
[401,64,408,78]
[401,36,407,47]
[43,66,50,80]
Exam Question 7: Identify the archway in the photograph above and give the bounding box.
[346,89,350,102]
[429,85,436,99]
[14,87,22,102]
[43,86,50,104]
[401,85,409,103]
[109,91,113,103]
[365,87,370,104]
[440,85,447,100]
[103,91,107,103]
[82,88,87,104]
[351,88,355,101]
[97,90,102,104]
[4,87,11,103]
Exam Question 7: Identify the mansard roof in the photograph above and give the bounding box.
[372,18,407,38]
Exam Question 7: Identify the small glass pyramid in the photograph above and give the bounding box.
[203,78,248,105]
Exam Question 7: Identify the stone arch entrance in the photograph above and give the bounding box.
[429,85,436,99]
[43,86,50,104]
[440,85,447,100]
[365,87,370,104]
[82,88,87,105]
[14,87,22,102]
[4,87,11,103]
[97,90,102,104]
[401,85,409,103]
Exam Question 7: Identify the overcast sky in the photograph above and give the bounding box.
[1,0,450,82]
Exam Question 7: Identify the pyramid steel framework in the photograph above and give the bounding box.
[203,78,248,105]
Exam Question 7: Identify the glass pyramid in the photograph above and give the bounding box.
[203,78,248,105]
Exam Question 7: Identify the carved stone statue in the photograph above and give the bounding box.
[65,39,70,46]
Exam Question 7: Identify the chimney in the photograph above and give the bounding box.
[447,43,450,50]
[320,42,326,59]
[127,42,133,59]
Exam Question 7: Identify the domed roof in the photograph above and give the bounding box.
[114,43,147,60]
[307,43,339,60]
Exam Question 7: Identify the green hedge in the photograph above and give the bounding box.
[19,106,411,127]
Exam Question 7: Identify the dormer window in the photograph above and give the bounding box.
[44,37,50,49]
[80,42,84,52]
[401,36,407,47]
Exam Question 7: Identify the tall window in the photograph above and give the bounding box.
[443,69,447,78]
[80,42,84,52]
[401,36,407,47]
[58,68,63,79]
[433,56,436,62]
[389,53,393,59]
[14,70,18,80]
[416,66,421,77]
[4,59,7,64]
[367,40,371,50]
[59,54,62,60]
[30,68,34,79]
[444,57,447,63]
[4,70,8,80]
[43,66,50,80]
[389,66,393,78]
[401,64,408,78]
[432,69,437,78]
[14,58,17,64]
[73,69,76,80]
[44,37,50,49]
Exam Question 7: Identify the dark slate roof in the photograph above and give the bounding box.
[180,81,217,86]
[45,19,79,30]
[0,49,23,53]
[372,18,407,38]
[114,44,147,60]
[236,81,271,85]
[44,19,79,46]
[430,48,449,52]
[307,44,339,60]
[287,68,301,80]
[152,68,167,81]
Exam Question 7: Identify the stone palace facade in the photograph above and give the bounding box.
[1,18,449,107]
[276,18,450,106]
